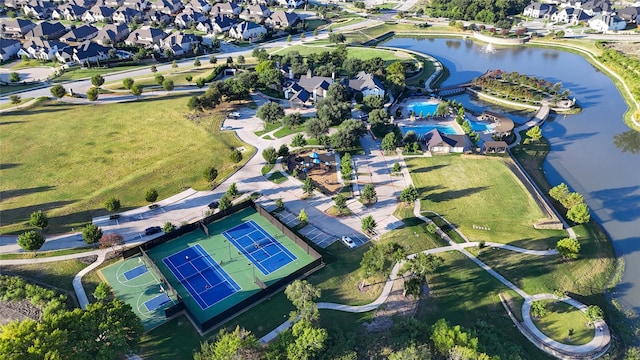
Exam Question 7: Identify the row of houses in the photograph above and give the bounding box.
[523,0,639,31]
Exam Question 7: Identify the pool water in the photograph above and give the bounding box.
[400,123,457,138]
[407,101,438,116]
[469,121,493,133]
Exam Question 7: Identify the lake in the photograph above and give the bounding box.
[382,37,640,316]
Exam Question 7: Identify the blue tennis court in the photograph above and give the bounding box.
[123,264,148,280]
[223,220,297,275]
[162,244,241,310]
[144,293,171,311]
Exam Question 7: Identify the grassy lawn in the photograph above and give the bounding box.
[325,205,353,216]
[2,259,90,293]
[254,121,281,136]
[326,17,367,30]
[261,163,275,175]
[406,55,436,88]
[0,246,95,260]
[304,19,329,31]
[419,251,546,358]
[273,125,305,138]
[52,65,145,82]
[267,171,287,184]
[8,59,56,69]
[139,315,203,360]
[405,156,565,249]
[532,299,594,345]
[0,83,43,95]
[0,95,253,234]
[105,66,216,90]
[473,223,615,301]
[0,97,33,110]
[423,213,466,244]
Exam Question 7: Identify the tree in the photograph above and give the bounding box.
[531,300,548,318]
[405,253,444,280]
[219,195,232,211]
[150,65,157,73]
[162,79,174,91]
[104,197,121,212]
[131,83,143,97]
[262,146,278,163]
[585,305,603,325]
[9,95,21,104]
[328,32,346,44]
[209,55,217,64]
[185,75,193,82]
[162,221,175,233]
[305,117,330,139]
[99,233,124,250]
[203,166,218,183]
[17,231,45,252]
[316,98,351,126]
[363,95,385,110]
[400,185,419,203]
[392,162,401,173]
[556,237,581,259]
[302,177,314,195]
[91,74,105,88]
[237,55,245,64]
[298,208,308,223]
[226,183,239,198]
[282,112,303,129]
[50,84,66,99]
[287,320,327,360]
[330,119,365,149]
[155,74,165,85]
[194,58,201,67]
[567,203,590,224]
[171,60,178,69]
[333,194,347,211]
[278,144,290,158]
[82,224,103,244]
[382,132,398,152]
[291,133,307,148]
[257,102,285,123]
[226,56,234,65]
[549,183,570,203]
[86,87,99,101]
[313,29,318,37]
[326,82,349,102]
[361,183,377,204]
[276,198,284,209]
[93,282,114,302]
[430,318,478,356]
[145,188,159,202]
[29,210,48,229]
[361,215,377,233]
[193,327,263,360]
[388,344,432,360]
[562,192,584,209]
[196,78,205,88]
[525,125,542,143]
[284,280,321,323]
[122,78,134,90]
[9,72,20,82]
[286,34,292,42]
[230,149,243,163]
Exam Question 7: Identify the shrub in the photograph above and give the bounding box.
[162,222,175,233]
[29,210,48,229]
[82,224,103,244]
[145,188,159,202]
[104,197,121,212]
[230,149,243,163]
[203,166,218,183]
[17,231,46,251]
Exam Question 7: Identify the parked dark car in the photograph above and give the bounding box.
[208,201,219,209]
[144,226,162,236]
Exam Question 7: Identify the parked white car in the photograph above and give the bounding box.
[341,236,356,249]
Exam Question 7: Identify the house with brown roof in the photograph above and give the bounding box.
[265,10,300,29]
[293,69,334,102]
[93,23,130,45]
[211,2,241,17]
[82,5,116,23]
[240,5,271,23]
[51,4,88,21]
[0,18,36,38]
[125,26,167,47]
[348,71,385,98]
[18,37,66,60]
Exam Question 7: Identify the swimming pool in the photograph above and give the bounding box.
[407,101,438,116]
[469,120,493,133]
[399,123,458,138]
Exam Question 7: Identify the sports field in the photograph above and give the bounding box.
[101,207,316,329]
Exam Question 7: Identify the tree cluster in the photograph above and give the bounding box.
[0,275,68,317]
[330,119,365,149]
[425,0,528,24]
[360,242,405,277]
[472,71,570,104]
[597,43,640,104]
[340,152,353,180]
[549,183,590,224]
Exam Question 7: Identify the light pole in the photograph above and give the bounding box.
[248,262,255,280]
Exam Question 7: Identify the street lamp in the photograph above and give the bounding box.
[248,262,255,280]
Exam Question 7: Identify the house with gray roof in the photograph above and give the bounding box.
[348,71,385,98]
[588,13,626,31]
[422,129,466,153]
[150,0,183,14]
[618,6,640,23]
[0,38,22,60]
[160,32,199,55]
[51,4,88,21]
[82,5,116,22]
[211,2,241,17]
[0,18,36,38]
[25,21,67,40]
[294,69,334,102]
[22,1,55,20]
[60,24,98,42]
[73,40,110,64]
[523,2,555,18]
[228,21,266,40]
[240,5,271,23]
[18,37,66,60]
[93,23,130,45]
[551,7,592,24]
[125,26,167,47]
[113,6,144,24]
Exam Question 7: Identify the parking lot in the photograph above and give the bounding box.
[298,225,336,248]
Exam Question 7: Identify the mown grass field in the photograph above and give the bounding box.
[104,65,217,90]
[0,94,253,234]
[406,155,565,249]
[532,299,594,345]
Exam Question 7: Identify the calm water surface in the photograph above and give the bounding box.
[383,37,640,316]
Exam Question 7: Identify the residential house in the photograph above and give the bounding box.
[55,45,75,63]
[195,19,213,33]
[174,8,207,29]
[211,2,241,17]
[422,129,466,153]
[0,18,36,38]
[551,7,591,24]
[240,5,271,23]
[250,0,275,5]
[228,21,266,40]
[25,21,67,40]
[265,10,299,29]
[18,37,66,60]
[186,0,211,13]
[294,69,333,102]
[588,13,627,30]
[618,6,640,23]
[68,0,95,8]
[0,38,22,60]
[150,0,183,15]
[125,26,167,47]
[578,0,612,15]
[160,32,199,55]
[93,23,130,45]
[22,1,55,20]
[523,2,555,18]
[146,10,172,26]
[51,4,88,21]
[104,0,124,7]
[72,40,110,64]
[82,5,115,22]
[4,0,31,8]
[348,71,385,98]
[208,14,237,33]
[284,81,311,108]
[113,6,144,24]
[123,0,150,10]
[60,24,98,42]
[277,0,305,9]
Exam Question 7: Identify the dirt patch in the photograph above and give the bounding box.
[0,299,41,326]
[287,150,342,195]
[606,41,640,59]
[363,272,420,333]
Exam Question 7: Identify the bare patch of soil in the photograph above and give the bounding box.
[607,42,640,59]
[0,299,41,326]
[363,272,420,333]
